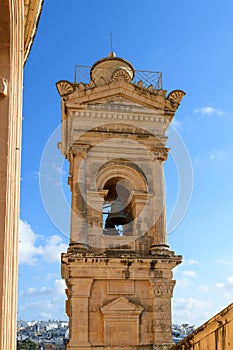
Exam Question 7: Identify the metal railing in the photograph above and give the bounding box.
[74,65,162,89]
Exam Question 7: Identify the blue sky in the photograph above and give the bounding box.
[19,0,233,325]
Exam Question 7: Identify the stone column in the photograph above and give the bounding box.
[150,148,169,253]
[0,2,23,349]
[86,190,108,231]
[151,279,176,349]
[70,145,90,249]
[86,190,108,248]
[129,191,149,236]
[68,278,93,349]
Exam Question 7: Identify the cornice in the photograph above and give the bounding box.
[24,0,44,63]
[74,108,165,124]
[56,79,185,121]
[61,80,166,111]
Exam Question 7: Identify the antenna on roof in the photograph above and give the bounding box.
[109,33,116,57]
[110,32,113,52]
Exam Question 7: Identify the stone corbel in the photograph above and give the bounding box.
[153,147,170,162]
[0,77,8,100]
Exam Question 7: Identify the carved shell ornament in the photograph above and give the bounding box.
[111,68,131,82]
[56,80,74,96]
[167,89,186,104]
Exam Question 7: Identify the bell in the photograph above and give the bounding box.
[105,197,130,228]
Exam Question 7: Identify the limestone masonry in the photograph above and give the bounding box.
[56,53,185,350]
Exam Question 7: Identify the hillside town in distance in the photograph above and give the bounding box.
[17,320,69,349]
[17,320,195,349]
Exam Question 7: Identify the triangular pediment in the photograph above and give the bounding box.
[101,297,143,313]
[65,80,166,111]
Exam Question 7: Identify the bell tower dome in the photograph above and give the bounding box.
[90,52,134,85]
[56,53,185,350]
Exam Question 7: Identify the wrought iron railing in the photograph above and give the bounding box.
[74,65,162,89]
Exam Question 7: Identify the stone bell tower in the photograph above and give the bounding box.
[56,53,185,350]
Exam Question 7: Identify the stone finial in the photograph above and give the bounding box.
[108,51,116,58]
[56,80,74,96]
[167,90,186,104]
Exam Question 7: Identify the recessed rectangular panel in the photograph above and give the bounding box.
[107,280,134,295]
[105,320,138,346]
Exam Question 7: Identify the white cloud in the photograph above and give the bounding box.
[18,220,43,265]
[198,285,210,292]
[214,276,233,300]
[19,219,68,265]
[216,258,233,266]
[46,273,58,281]
[54,279,66,295]
[182,270,197,278]
[215,276,233,290]
[172,297,213,325]
[24,279,66,298]
[19,297,67,320]
[193,106,223,117]
[187,259,198,265]
[40,235,68,263]
[194,149,228,166]
[25,286,52,296]
[209,150,226,161]
[176,277,191,289]
[19,279,67,320]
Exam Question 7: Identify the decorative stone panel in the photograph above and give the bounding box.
[101,297,143,346]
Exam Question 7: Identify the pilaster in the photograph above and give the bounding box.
[69,145,90,248]
[67,279,93,349]
[151,279,175,346]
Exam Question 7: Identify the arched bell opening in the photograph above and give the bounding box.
[95,161,149,239]
[103,177,134,236]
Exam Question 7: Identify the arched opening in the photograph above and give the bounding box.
[103,177,133,236]
[95,161,148,238]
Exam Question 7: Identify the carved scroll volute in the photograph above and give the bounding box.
[56,80,74,96]
[151,280,175,298]
[167,90,186,105]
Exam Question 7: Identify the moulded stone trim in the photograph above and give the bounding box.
[96,161,148,193]
[151,280,175,298]
[101,296,143,314]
